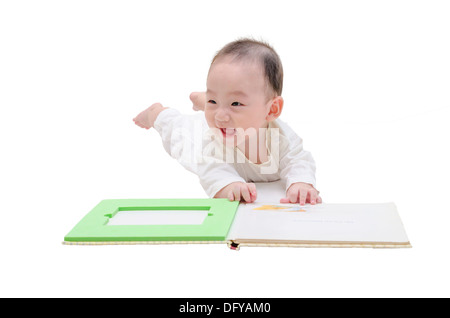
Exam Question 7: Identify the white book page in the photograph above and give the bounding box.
[226,181,409,243]
[227,202,409,243]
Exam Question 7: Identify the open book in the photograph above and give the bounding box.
[63,182,411,249]
[226,201,410,248]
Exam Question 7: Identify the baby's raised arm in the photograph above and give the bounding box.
[133,103,168,129]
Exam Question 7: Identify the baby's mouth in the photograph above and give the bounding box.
[220,128,236,137]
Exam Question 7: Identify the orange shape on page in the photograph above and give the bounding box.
[253,205,288,210]
[253,205,307,212]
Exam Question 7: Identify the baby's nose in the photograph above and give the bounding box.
[215,109,230,122]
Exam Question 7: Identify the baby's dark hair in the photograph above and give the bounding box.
[211,38,283,97]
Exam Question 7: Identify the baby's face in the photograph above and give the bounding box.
[205,57,273,146]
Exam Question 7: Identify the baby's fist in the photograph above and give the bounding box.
[280,182,321,205]
[214,182,257,203]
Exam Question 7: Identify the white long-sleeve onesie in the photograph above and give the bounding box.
[153,108,317,198]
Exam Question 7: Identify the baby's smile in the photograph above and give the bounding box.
[219,127,237,137]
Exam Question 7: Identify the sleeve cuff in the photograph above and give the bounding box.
[153,108,180,134]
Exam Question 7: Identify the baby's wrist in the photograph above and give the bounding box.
[149,104,168,125]
[152,103,167,115]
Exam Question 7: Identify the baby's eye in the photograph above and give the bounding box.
[208,100,217,104]
[231,101,243,106]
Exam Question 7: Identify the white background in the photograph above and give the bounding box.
[1,0,449,297]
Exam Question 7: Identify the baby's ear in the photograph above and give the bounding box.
[266,96,284,122]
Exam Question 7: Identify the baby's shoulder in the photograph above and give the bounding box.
[269,118,305,153]
[270,118,297,139]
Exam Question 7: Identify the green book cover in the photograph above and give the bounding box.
[64,198,239,242]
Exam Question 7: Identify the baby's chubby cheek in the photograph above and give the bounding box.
[204,111,215,128]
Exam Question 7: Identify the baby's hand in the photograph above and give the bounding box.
[280,182,322,205]
[214,182,257,203]
[133,103,167,129]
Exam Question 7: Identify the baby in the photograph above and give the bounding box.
[133,38,321,205]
